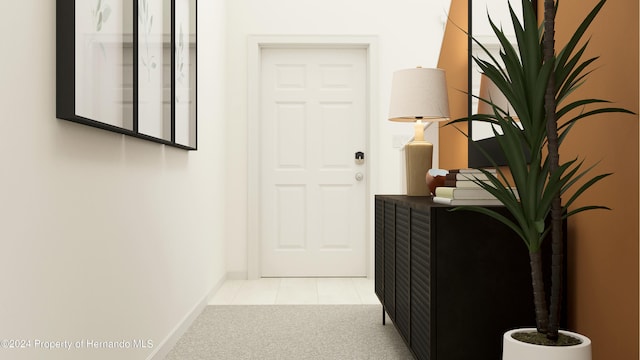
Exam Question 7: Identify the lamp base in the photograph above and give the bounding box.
[405,141,433,196]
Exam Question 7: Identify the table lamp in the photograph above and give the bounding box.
[388,67,450,196]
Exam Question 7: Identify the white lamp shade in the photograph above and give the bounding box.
[477,74,517,118]
[388,68,451,122]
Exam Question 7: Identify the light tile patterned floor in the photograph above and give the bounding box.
[209,278,380,305]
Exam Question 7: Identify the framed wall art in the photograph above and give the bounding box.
[56,0,197,150]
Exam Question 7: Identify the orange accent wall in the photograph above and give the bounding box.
[555,1,639,359]
[439,1,639,358]
[437,0,468,169]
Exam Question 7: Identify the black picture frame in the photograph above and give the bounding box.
[467,0,536,167]
[56,0,197,150]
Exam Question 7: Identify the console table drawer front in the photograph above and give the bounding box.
[395,205,411,340]
[374,198,385,302]
[410,208,431,359]
[374,195,557,360]
[383,202,396,320]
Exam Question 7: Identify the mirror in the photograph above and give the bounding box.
[173,0,197,148]
[137,0,172,141]
[467,0,536,167]
[56,0,198,150]
[74,0,134,131]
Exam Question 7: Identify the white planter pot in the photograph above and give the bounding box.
[503,328,592,360]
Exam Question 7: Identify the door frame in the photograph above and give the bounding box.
[247,35,379,280]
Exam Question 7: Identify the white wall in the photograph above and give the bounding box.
[225,0,452,276]
[0,1,227,359]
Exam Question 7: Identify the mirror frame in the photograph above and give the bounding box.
[467,0,537,167]
[56,0,198,150]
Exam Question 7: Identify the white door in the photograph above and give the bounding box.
[260,47,368,277]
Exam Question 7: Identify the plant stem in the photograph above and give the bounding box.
[543,0,562,341]
[530,249,549,333]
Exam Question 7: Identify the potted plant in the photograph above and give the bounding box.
[447,0,633,358]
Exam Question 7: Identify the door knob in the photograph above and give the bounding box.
[355,172,364,181]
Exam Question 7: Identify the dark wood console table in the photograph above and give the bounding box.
[374,195,565,360]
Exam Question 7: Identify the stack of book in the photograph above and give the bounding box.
[433,168,510,205]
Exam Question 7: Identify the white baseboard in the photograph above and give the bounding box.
[147,275,227,360]
[226,271,248,280]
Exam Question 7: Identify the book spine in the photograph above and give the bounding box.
[445,173,493,181]
[432,196,504,206]
[443,180,486,188]
[449,168,498,174]
[432,196,454,205]
[435,187,497,200]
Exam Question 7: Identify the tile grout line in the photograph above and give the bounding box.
[274,278,283,304]
[230,281,242,305]
[351,278,364,304]
[216,278,375,306]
